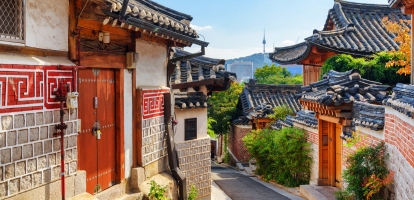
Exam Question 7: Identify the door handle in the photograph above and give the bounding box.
[94,96,98,109]
[93,121,101,139]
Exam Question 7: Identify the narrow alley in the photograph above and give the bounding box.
[211,163,304,200]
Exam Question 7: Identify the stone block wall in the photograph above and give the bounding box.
[0,109,78,199]
[229,125,251,163]
[176,137,211,198]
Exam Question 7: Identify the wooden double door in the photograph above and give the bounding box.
[78,68,117,194]
[319,120,342,188]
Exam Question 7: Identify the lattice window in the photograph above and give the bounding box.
[0,0,24,42]
[185,118,197,141]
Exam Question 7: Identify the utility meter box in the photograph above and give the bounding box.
[66,92,79,108]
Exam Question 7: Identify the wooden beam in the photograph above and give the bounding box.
[80,51,125,68]
[115,69,125,181]
[316,113,341,124]
[136,89,143,166]
[132,69,138,167]
[0,45,67,57]
[78,18,131,38]
[69,0,77,62]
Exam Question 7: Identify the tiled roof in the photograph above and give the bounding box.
[352,102,385,130]
[270,110,318,130]
[174,92,208,109]
[232,116,252,126]
[238,82,302,119]
[271,118,294,130]
[299,69,391,106]
[270,0,410,64]
[270,42,311,65]
[102,0,208,46]
[384,83,414,118]
[170,48,237,85]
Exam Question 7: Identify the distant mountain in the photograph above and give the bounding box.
[226,53,302,75]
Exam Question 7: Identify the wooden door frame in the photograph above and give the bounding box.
[317,117,342,187]
[115,69,125,181]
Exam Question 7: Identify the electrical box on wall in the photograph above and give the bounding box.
[66,92,79,108]
[126,52,138,69]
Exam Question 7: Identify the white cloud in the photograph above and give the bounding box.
[190,25,212,31]
[281,40,295,46]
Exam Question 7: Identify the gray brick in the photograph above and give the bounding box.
[30,127,39,142]
[44,140,52,153]
[49,125,56,138]
[27,159,36,173]
[18,129,28,144]
[70,161,77,175]
[33,172,42,187]
[1,149,11,164]
[5,164,14,180]
[72,148,77,161]
[48,153,56,166]
[0,132,5,148]
[65,149,72,162]
[39,126,48,140]
[70,108,77,121]
[37,156,46,170]
[1,115,13,131]
[53,138,61,152]
[36,112,44,125]
[7,131,16,146]
[54,110,60,123]
[14,114,25,129]
[15,161,25,176]
[23,144,33,159]
[66,122,73,135]
[44,111,53,124]
[34,142,43,156]
[0,182,6,198]
[0,166,2,181]
[69,135,77,147]
[26,113,35,127]
[12,146,22,161]
[43,169,51,182]
[52,166,60,180]
[9,178,20,195]
[56,152,61,164]
[64,109,69,121]
[21,175,32,191]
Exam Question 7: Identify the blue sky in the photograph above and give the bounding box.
[154,0,388,59]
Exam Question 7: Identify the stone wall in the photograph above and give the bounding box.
[0,109,78,199]
[176,137,211,198]
[228,125,251,163]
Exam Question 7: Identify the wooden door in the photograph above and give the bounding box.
[335,124,343,188]
[319,120,329,185]
[78,68,117,194]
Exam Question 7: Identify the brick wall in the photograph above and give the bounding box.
[229,125,251,163]
[176,137,211,198]
[0,65,78,199]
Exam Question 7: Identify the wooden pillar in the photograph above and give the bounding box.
[411,7,414,84]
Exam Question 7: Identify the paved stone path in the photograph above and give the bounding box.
[211,163,303,200]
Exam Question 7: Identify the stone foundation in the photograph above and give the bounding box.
[0,110,78,199]
[175,137,211,198]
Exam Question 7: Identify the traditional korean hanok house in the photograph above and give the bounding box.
[71,0,210,199]
[169,48,236,199]
[269,0,409,86]
[0,1,82,199]
[296,69,391,191]
[228,81,302,163]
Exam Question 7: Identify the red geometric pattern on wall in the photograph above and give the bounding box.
[0,65,74,113]
[142,89,169,119]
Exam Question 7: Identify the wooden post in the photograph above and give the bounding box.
[68,0,77,62]
[115,69,125,181]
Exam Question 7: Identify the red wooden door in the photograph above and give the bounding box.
[78,68,117,194]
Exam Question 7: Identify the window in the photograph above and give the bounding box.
[185,118,197,141]
[0,0,24,43]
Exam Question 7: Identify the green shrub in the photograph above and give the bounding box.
[187,184,198,200]
[243,127,312,187]
[267,105,295,121]
[338,142,393,200]
[148,180,168,200]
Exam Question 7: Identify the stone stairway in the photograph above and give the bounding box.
[300,185,339,200]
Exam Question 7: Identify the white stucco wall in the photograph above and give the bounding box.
[174,108,208,143]
[135,40,167,87]
[124,69,133,179]
[25,0,68,51]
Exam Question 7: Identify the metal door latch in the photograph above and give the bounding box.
[93,121,101,139]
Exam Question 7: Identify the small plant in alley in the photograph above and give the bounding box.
[335,142,394,200]
[148,180,169,200]
[187,184,198,200]
[243,127,312,187]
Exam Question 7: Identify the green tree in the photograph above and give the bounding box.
[254,64,302,85]
[208,82,244,135]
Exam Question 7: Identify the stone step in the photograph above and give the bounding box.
[236,163,245,171]
[300,185,338,200]
[114,192,144,200]
[69,192,98,200]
